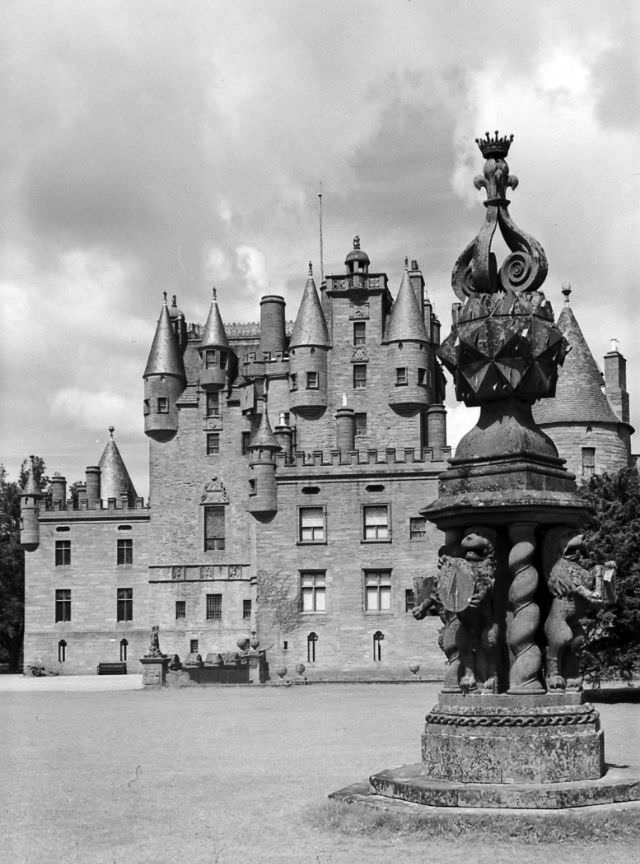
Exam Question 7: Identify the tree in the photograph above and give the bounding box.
[579,466,640,683]
[0,459,48,671]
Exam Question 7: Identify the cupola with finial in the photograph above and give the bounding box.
[143,292,187,442]
[199,287,230,391]
[288,262,330,419]
[384,258,431,415]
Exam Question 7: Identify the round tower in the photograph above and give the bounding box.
[289,263,330,419]
[199,287,230,390]
[20,456,42,551]
[385,260,430,416]
[143,293,186,442]
[247,400,281,518]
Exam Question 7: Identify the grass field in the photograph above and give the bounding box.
[1,682,639,863]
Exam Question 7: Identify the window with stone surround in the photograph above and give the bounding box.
[405,588,416,612]
[243,599,252,620]
[241,431,251,455]
[157,397,169,413]
[175,600,186,619]
[300,571,326,613]
[307,632,318,662]
[290,373,298,391]
[409,517,426,540]
[298,506,326,543]
[364,571,391,611]
[204,505,225,551]
[418,368,427,386]
[117,588,133,621]
[353,321,366,346]
[306,371,319,389]
[117,538,133,565]
[206,593,223,620]
[120,638,128,662]
[582,447,596,479]
[206,432,220,455]
[362,505,390,541]
[55,589,71,622]
[57,639,67,662]
[353,364,367,389]
[395,367,408,386]
[373,630,384,661]
[190,639,199,653]
[355,412,367,436]
[55,540,71,566]
[206,391,220,417]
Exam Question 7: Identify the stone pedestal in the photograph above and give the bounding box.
[422,693,603,784]
[140,655,169,688]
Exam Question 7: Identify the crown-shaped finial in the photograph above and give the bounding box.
[353,235,360,250]
[212,285,217,301]
[308,261,313,276]
[561,282,572,303]
[475,130,514,159]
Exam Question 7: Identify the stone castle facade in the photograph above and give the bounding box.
[20,244,633,677]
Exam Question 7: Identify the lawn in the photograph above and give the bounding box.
[1,682,639,863]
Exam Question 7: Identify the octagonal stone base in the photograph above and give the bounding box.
[422,693,604,784]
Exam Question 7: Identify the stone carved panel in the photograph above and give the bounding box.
[200,477,229,505]
[349,302,370,320]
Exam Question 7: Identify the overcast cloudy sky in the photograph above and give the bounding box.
[1,0,638,495]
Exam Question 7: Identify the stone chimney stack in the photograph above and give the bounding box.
[604,340,630,424]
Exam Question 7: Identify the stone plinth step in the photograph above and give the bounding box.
[363,762,640,810]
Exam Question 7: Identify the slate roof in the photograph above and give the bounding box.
[143,302,186,379]
[289,266,330,349]
[98,429,138,501]
[384,265,428,343]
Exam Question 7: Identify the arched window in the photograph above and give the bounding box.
[120,638,128,663]
[57,640,67,663]
[373,631,384,662]
[307,632,318,663]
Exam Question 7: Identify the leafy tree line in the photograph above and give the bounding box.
[0,458,47,671]
[580,466,640,684]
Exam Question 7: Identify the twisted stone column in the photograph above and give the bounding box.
[507,523,543,693]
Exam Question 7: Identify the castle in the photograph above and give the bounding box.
[20,239,633,677]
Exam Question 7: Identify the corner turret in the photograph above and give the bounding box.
[20,456,42,550]
[199,287,230,391]
[247,399,281,518]
[98,427,138,506]
[384,260,430,415]
[143,294,186,442]
[288,263,330,419]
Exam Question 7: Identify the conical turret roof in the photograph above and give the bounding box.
[289,263,330,349]
[200,288,229,350]
[384,261,429,343]
[533,292,620,425]
[98,427,138,502]
[143,298,186,379]
[249,403,281,451]
[21,457,42,497]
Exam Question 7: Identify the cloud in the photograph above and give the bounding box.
[235,245,270,296]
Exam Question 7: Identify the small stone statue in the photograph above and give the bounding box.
[146,625,163,658]
[543,528,616,691]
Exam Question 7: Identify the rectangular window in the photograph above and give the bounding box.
[306,371,319,389]
[204,505,225,551]
[241,431,251,455]
[418,368,427,386]
[405,588,416,612]
[55,589,71,622]
[117,538,133,565]
[353,364,367,389]
[243,599,252,619]
[409,517,426,540]
[396,367,408,385]
[117,588,133,621]
[363,505,390,541]
[364,571,391,611]
[190,639,199,654]
[353,321,366,346]
[582,447,596,479]
[55,540,71,566]
[206,593,223,620]
[298,506,326,543]
[300,571,326,613]
[175,600,186,619]
[157,397,169,413]
[205,349,217,368]
[143,399,150,416]
[206,432,220,455]
[354,412,367,436]
[206,391,220,417]
[290,373,297,391]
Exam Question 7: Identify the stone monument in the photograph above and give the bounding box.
[140,625,169,688]
[332,132,640,814]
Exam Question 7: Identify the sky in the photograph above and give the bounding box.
[1,0,639,497]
